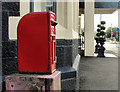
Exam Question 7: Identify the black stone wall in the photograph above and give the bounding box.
[2,2,20,75]
[56,39,79,69]
[0,1,2,82]
[56,39,73,68]
[56,39,80,90]
[72,39,79,64]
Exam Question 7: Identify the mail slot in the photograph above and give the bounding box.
[17,11,57,74]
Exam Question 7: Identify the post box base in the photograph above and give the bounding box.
[5,71,61,91]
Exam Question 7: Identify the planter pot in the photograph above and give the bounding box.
[97,46,105,57]
[94,37,100,53]
[97,37,106,57]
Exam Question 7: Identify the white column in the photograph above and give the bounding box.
[56,2,73,39]
[56,2,66,39]
[66,2,73,39]
[84,0,94,56]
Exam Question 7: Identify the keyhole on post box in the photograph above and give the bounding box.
[11,85,14,88]
[11,84,14,90]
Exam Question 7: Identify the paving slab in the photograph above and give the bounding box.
[80,42,118,90]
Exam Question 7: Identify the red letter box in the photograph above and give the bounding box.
[17,11,57,74]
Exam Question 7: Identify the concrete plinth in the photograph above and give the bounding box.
[5,71,61,91]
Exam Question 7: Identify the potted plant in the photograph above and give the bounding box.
[94,28,100,53]
[95,21,106,57]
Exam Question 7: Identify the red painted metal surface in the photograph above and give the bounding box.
[17,11,57,74]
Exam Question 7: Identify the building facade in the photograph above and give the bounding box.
[1,0,119,91]
[1,0,80,90]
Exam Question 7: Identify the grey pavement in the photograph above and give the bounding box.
[79,41,118,90]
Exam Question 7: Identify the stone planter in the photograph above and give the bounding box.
[97,37,106,57]
[94,37,100,53]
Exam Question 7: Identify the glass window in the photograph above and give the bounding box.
[30,0,57,19]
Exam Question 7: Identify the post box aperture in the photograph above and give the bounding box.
[17,11,57,74]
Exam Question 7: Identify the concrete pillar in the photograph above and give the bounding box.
[56,2,70,39]
[84,0,94,56]
[67,2,73,39]
[78,16,81,35]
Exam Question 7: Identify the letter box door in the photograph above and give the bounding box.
[49,12,57,72]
